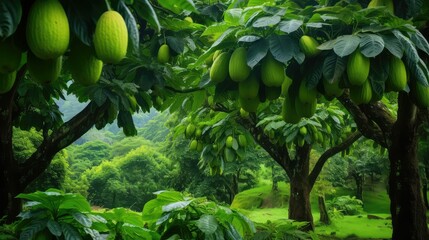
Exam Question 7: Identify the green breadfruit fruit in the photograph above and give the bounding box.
[238,135,247,147]
[281,75,293,97]
[299,127,307,135]
[197,141,204,152]
[295,97,317,118]
[210,52,230,83]
[157,44,170,63]
[184,16,193,23]
[27,51,62,83]
[185,124,196,139]
[350,80,373,105]
[282,94,301,124]
[94,11,128,64]
[195,128,202,138]
[413,81,429,108]
[368,0,394,13]
[189,140,198,150]
[347,50,370,86]
[26,0,69,59]
[69,40,103,86]
[226,136,234,148]
[323,78,344,98]
[205,52,215,66]
[239,74,259,99]
[213,50,222,61]
[387,57,407,92]
[0,71,16,94]
[240,108,249,118]
[299,35,321,57]
[261,53,285,87]
[265,86,281,100]
[298,80,318,103]
[367,0,383,8]
[0,37,22,73]
[229,47,251,82]
[239,96,260,113]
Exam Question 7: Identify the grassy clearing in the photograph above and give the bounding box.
[233,182,393,239]
[316,215,392,239]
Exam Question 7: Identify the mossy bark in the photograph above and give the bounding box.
[389,93,429,240]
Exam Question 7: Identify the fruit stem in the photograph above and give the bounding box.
[104,0,112,11]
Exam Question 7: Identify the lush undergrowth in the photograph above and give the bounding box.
[232,182,393,239]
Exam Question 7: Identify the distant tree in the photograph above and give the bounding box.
[83,145,174,210]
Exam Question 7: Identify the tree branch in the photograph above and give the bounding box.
[308,131,362,189]
[165,85,203,94]
[237,115,293,176]
[337,92,392,147]
[18,101,109,187]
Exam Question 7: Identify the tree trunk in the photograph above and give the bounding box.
[424,165,429,209]
[0,70,23,223]
[318,195,330,225]
[272,165,279,191]
[288,144,314,231]
[389,92,429,240]
[354,174,364,201]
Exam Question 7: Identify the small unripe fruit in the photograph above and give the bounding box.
[238,135,247,147]
[347,50,370,86]
[226,136,234,148]
[0,37,21,73]
[210,52,230,83]
[184,16,193,23]
[157,44,170,63]
[28,51,62,83]
[299,127,308,135]
[350,80,373,104]
[387,57,407,92]
[189,140,198,150]
[0,71,16,94]
[229,47,251,82]
[239,74,259,99]
[261,53,285,87]
[69,40,103,86]
[299,35,321,57]
[185,124,196,139]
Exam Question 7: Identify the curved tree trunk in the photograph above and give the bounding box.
[318,195,330,225]
[288,144,314,231]
[354,174,364,201]
[389,92,429,240]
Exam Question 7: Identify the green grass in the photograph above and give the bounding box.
[233,182,393,239]
[316,215,392,239]
[231,182,290,209]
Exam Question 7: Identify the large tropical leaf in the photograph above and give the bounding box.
[268,35,294,63]
[381,34,404,59]
[133,0,160,32]
[333,35,360,57]
[0,0,21,39]
[278,19,303,34]
[252,15,281,28]
[322,52,346,83]
[118,2,139,56]
[157,0,196,14]
[359,34,384,58]
[247,38,269,68]
[393,30,419,63]
[196,215,219,235]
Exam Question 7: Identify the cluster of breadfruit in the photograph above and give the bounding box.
[205,34,428,124]
[0,0,128,94]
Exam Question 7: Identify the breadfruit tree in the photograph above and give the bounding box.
[184,0,429,238]
[177,100,361,230]
[0,0,205,223]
